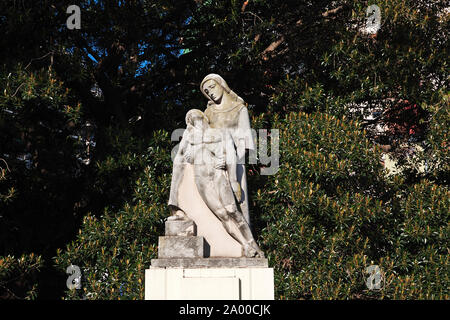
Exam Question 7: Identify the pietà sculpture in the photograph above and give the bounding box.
[168,74,263,258]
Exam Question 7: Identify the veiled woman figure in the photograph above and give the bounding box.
[200,74,255,226]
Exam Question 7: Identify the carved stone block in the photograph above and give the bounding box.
[158,236,205,259]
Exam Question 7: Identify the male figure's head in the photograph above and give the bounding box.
[185,109,209,130]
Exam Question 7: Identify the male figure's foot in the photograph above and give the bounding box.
[243,244,258,257]
[248,240,265,258]
[243,240,265,258]
[167,210,188,221]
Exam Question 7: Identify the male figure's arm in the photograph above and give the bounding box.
[175,130,192,164]
[224,131,242,202]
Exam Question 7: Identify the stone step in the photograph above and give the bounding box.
[158,236,205,259]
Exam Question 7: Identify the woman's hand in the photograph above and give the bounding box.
[183,149,193,163]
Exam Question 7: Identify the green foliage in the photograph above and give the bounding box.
[54,203,160,300]
[0,64,85,256]
[416,93,450,184]
[0,254,43,300]
[0,158,15,204]
[378,180,449,299]
[252,111,449,299]
[0,155,43,300]
[54,131,173,299]
[274,112,384,194]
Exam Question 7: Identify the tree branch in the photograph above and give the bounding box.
[259,6,346,61]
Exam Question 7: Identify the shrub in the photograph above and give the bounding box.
[252,111,449,299]
[54,131,172,300]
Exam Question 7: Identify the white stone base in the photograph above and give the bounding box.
[145,267,274,300]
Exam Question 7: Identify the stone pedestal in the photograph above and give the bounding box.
[145,264,274,300]
[145,219,274,300]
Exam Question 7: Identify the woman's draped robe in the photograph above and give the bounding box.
[168,104,254,257]
[204,103,254,226]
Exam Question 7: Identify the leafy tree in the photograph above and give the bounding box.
[55,131,172,299]
[0,254,43,300]
[253,112,448,299]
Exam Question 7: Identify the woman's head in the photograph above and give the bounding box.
[202,78,224,103]
[200,74,229,104]
[200,74,245,107]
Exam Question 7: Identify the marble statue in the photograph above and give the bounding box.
[168,74,263,258]
[146,75,273,300]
